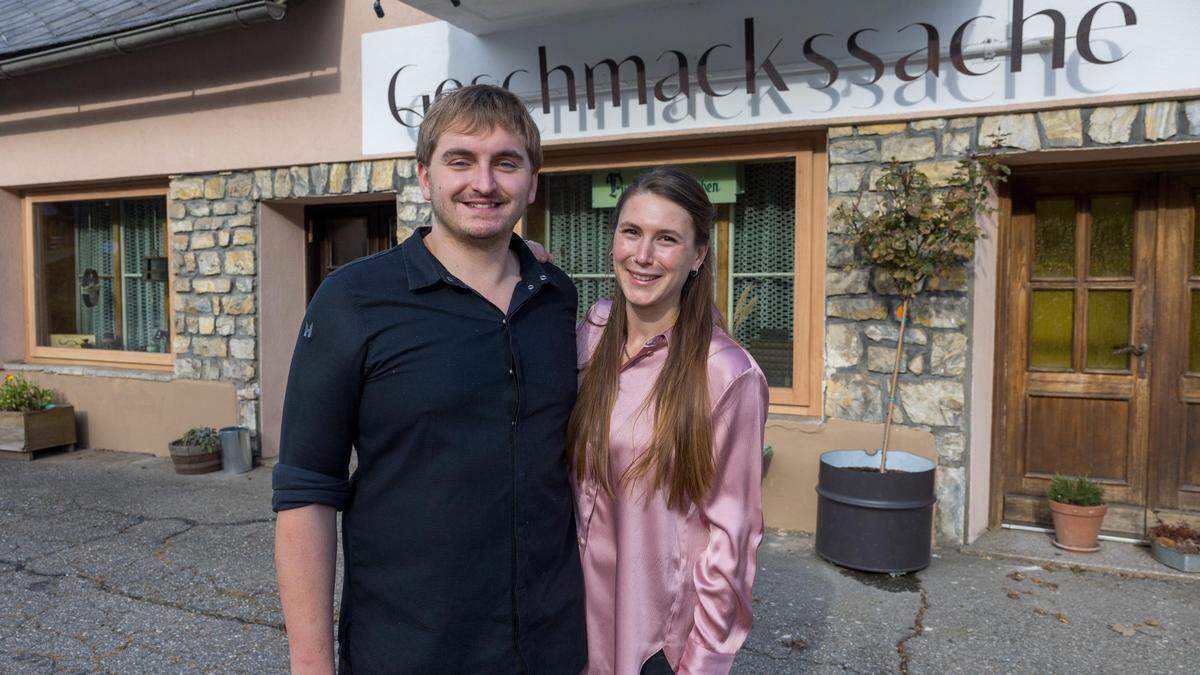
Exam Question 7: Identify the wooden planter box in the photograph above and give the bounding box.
[0,406,77,460]
[168,442,221,475]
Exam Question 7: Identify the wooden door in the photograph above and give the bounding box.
[998,173,1157,536]
[305,203,396,299]
[1149,173,1200,530]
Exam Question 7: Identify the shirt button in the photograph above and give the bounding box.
[501,318,507,325]
[508,368,514,376]
[539,275,547,281]
[578,536,585,545]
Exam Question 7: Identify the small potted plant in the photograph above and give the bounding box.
[1047,474,1107,552]
[0,373,76,459]
[1148,521,1200,573]
[169,427,222,475]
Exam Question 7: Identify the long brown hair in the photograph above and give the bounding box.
[566,168,724,510]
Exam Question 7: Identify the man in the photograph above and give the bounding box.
[272,85,586,674]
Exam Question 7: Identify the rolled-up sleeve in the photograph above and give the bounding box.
[271,273,367,512]
[678,369,769,674]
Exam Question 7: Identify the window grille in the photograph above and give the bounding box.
[74,202,118,344]
[121,199,168,352]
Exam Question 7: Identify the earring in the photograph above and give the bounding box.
[690,269,699,277]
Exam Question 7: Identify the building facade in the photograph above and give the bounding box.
[2,0,1198,545]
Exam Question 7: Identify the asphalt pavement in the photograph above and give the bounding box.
[0,450,1196,674]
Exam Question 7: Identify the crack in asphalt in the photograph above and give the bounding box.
[77,571,287,633]
[896,580,930,675]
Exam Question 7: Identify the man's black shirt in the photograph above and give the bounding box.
[272,227,586,674]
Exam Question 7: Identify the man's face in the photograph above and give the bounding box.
[417,124,538,244]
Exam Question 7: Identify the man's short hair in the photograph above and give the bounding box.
[416,85,542,173]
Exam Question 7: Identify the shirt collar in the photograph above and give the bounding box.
[402,226,559,292]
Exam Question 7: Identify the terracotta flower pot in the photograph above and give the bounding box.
[1049,500,1108,552]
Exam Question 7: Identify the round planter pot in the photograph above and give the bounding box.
[1049,500,1107,552]
[815,450,936,574]
[168,443,221,475]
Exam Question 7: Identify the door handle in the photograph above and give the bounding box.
[1112,343,1148,357]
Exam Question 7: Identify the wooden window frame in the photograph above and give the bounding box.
[21,185,175,371]
[535,132,826,414]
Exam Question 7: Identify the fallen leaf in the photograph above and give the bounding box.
[1007,571,1026,582]
[781,638,808,651]
[1030,577,1043,585]
[1144,619,1160,627]
[1056,613,1071,625]
[1110,623,1137,637]
[1041,563,1055,571]
[1043,582,1059,591]
[1033,607,1047,616]
[1006,591,1020,599]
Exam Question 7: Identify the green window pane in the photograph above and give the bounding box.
[1089,195,1133,278]
[1034,199,1076,278]
[1031,290,1074,369]
[733,161,795,274]
[1191,290,1200,372]
[733,277,793,388]
[1086,290,1131,370]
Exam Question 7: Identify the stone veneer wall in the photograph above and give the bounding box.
[824,99,1200,544]
[166,159,430,447]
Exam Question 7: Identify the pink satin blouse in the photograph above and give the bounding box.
[574,300,769,675]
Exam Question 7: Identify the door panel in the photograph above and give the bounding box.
[999,173,1154,535]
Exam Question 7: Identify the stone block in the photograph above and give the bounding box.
[911,119,945,131]
[222,360,257,382]
[171,178,204,201]
[329,163,349,194]
[216,316,236,336]
[926,267,968,292]
[398,203,419,221]
[171,234,190,252]
[908,353,925,375]
[825,323,862,369]
[396,224,416,244]
[371,160,397,192]
[192,278,232,294]
[1038,109,1083,147]
[226,173,253,199]
[239,400,258,430]
[936,466,966,544]
[185,316,199,333]
[828,165,867,193]
[203,177,226,200]
[829,139,879,164]
[916,160,960,188]
[169,200,187,220]
[228,214,253,228]
[170,219,193,234]
[396,159,415,179]
[1087,106,1138,144]
[290,166,311,197]
[881,135,936,162]
[197,316,215,335]
[1186,100,1200,136]
[948,117,977,130]
[197,251,222,276]
[235,277,255,293]
[191,336,227,358]
[867,344,906,374]
[223,294,256,316]
[825,268,870,296]
[827,296,888,321]
[185,201,211,217]
[174,357,202,379]
[273,169,293,198]
[311,164,330,195]
[230,337,256,360]
[825,373,884,423]
[864,323,927,345]
[828,126,854,138]
[237,317,257,336]
[217,231,231,247]
[351,162,371,193]
[254,170,274,199]
[224,250,256,276]
[201,360,221,381]
[1144,101,1179,141]
[193,217,220,231]
[980,113,1040,151]
[942,131,972,157]
[236,199,255,214]
[177,253,197,274]
[858,122,908,136]
[930,332,968,376]
[910,295,969,329]
[900,379,964,427]
[172,336,191,354]
[826,236,857,267]
[212,200,237,216]
[400,183,425,204]
[232,229,256,246]
[175,278,192,293]
[191,232,216,250]
[936,431,965,464]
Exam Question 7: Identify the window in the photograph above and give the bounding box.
[24,188,173,368]
[527,135,825,412]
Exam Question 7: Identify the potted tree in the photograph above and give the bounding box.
[0,373,76,459]
[1047,474,1107,552]
[1149,521,1200,573]
[815,153,1009,574]
[169,426,222,475]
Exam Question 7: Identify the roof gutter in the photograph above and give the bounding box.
[0,0,293,80]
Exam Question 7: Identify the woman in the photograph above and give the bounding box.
[567,168,769,675]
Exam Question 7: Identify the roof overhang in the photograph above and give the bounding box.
[397,0,701,35]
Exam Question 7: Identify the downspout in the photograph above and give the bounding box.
[0,0,294,79]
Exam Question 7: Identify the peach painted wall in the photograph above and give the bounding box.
[1,369,237,456]
[257,202,308,459]
[0,0,433,188]
[0,189,24,362]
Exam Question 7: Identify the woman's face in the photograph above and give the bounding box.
[611,192,707,317]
